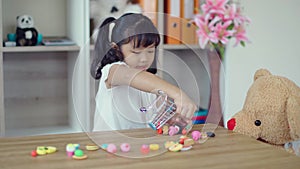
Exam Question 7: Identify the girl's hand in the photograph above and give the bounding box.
[172,91,197,120]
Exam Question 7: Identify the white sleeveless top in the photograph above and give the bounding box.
[93,62,156,131]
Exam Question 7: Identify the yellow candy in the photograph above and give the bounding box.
[36,146,47,155]
[86,144,99,151]
[45,146,57,154]
[36,146,57,155]
[180,135,188,139]
[168,143,183,152]
[184,139,195,147]
[164,141,176,149]
[162,126,169,135]
[149,144,160,151]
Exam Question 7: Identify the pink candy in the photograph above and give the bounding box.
[140,144,150,154]
[120,143,131,153]
[191,131,201,141]
[168,126,179,136]
[106,144,117,153]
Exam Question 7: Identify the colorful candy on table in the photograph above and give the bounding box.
[31,146,57,157]
[165,130,215,152]
[66,143,99,159]
[100,143,135,153]
[140,144,150,154]
[72,149,88,160]
[100,143,160,154]
[99,130,215,154]
[66,143,77,157]
[156,123,194,136]
[86,144,100,151]
[140,90,193,135]
[30,130,215,158]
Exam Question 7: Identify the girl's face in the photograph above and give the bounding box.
[121,42,156,71]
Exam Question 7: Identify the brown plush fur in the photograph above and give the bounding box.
[227,69,300,146]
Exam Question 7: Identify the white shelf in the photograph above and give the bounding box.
[163,44,201,50]
[3,46,80,53]
[0,0,90,137]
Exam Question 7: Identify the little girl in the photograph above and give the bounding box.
[91,13,197,131]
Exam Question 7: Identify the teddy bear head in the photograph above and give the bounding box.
[17,15,34,29]
[227,69,300,145]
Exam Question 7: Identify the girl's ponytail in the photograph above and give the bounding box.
[91,17,122,79]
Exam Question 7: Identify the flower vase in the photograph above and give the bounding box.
[206,48,224,126]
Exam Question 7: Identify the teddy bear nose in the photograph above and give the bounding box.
[227,118,236,130]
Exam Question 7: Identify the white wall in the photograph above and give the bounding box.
[224,0,300,126]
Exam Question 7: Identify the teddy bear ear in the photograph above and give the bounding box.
[286,96,300,140]
[254,69,271,81]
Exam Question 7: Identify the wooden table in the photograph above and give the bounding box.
[0,125,299,169]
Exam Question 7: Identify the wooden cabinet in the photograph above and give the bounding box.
[0,0,90,136]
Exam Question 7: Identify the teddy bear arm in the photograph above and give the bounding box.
[287,96,300,140]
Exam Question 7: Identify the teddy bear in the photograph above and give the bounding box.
[227,69,300,156]
[16,14,39,46]
[90,0,142,39]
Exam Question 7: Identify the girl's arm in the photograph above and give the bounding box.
[106,64,197,119]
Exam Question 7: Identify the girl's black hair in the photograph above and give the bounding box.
[91,13,161,80]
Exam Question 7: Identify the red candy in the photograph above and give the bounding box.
[181,129,187,135]
[157,128,163,134]
[31,150,37,157]
[140,144,150,154]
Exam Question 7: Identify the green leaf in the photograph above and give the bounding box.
[212,43,218,49]
[227,23,235,30]
[240,41,245,47]
[219,46,225,60]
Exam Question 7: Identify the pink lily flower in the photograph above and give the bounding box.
[223,4,237,22]
[233,25,250,47]
[213,21,235,45]
[194,0,250,50]
[233,6,251,25]
[194,14,219,48]
[201,0,228,15]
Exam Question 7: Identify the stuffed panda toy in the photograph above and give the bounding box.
[90,0,142,29]
[90,0,142,40]
[16,15,38,46]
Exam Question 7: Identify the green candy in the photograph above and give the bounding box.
[74,149,84,157]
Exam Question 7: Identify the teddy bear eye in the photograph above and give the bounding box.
[254,120,261,126]
[21,18,25,23]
